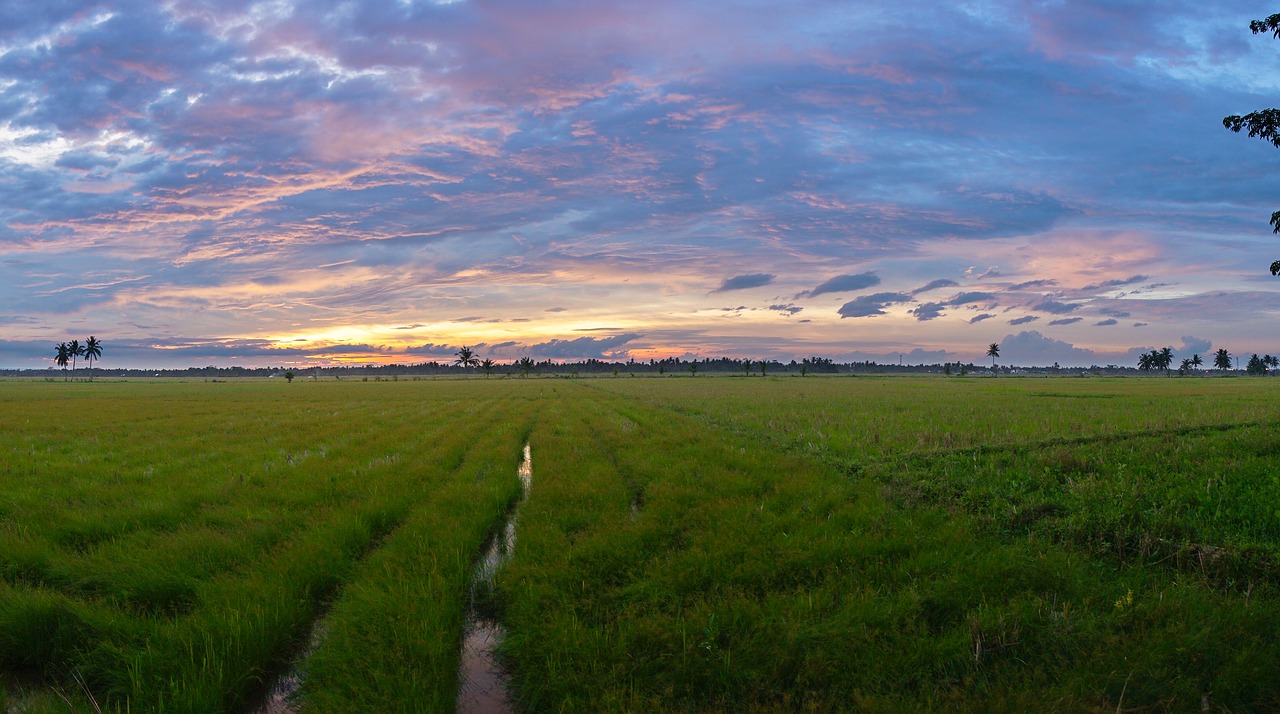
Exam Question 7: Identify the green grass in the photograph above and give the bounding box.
[3,376,1280,710]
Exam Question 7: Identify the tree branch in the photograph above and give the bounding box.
[1250,14,1280,38]
[1223,109,1280,147]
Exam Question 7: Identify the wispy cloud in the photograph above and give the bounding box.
[713,273,776,292]
[797,272,880,298]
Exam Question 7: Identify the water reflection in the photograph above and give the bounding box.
[457,443,531,714]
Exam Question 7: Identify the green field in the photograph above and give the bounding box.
[3,375,1280,711]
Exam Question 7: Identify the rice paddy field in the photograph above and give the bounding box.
[3,374,1280,712]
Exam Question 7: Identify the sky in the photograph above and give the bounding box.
[2,0,1279,369]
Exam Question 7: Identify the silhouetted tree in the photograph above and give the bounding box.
[68,339,83,376]
[986,343,1000,374]
[1247,353,1267,375]
[517,356,536,378]
[83,336,102,380]
[480,358,495,378]
[1191,353,1203,371]
[1138,352,1154,372]
[54,342,70,379]
[1224,13,1280,274]
[1214,348,1233,371]
[1157,346,1174,375]
[688,361,698,377]
[284,370,295,383]
[454,346,479,370]
[1179,357,1193,375]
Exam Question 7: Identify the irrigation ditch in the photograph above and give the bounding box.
[456,442,531,714]
[240,443,533,714]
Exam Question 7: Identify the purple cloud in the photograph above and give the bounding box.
[798,272,881,298]
[714,274,776,292]
[1033,300,1081,315]
[837,293,912,319]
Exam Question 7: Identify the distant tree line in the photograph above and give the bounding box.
[16,340,1276,379]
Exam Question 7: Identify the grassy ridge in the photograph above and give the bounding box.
[0,380,529,711]
[5,376,1280,710]
[493,378,1280,710]
[296,395,533,712]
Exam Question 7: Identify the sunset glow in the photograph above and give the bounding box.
[2,1,1278,368]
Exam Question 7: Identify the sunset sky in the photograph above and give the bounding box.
[2,0,1279,369]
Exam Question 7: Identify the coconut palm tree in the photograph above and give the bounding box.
[1157,347,1174,375]
[54,342,70,379]
[1214,348,1232,371]
[83,336,102,380]
[986,343,1000,375]
[1138,352,1153,372]
[1179,357,1193,375]
[480,358,495,378]
[1191,353,1203,371]
[517,356,536,378]
[454,346,479,370]
[68,339,83,376]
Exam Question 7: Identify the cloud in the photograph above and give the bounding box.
[1094,319,1119,326]
[969,313,995,324]
[1008,279,1058,291]
[1098,307,1131,318]
[1048,317,1083,326]
[527,333,641,359]
[837,292,912,318]
[1008,315,1039,325]
[947,291,996,306]
[768,303,803,316]
[999,331,1099,367]
[1180,336,1212,354]
[713,273,775,292]
[1032,300,1080,314]
[911,278,959,295]
[1081,274,1149,292]
[797,272,880,298]
[910,302,946,321]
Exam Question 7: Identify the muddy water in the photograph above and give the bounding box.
[245,620,328,714]
[242,444,532,714]
[456,443,531,714]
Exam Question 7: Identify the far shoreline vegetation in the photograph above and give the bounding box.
[14,340,1279,380]
[9,355,1280,380]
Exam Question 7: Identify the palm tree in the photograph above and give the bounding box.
[1267,355,1280,374]
[454,346,479,370]
[1247,353,1266,375]
[742,359,752,377]
[68,339,83,376]
[1179,357,1193,375]
[1214,348,1232,371]
[986,343,1000,375]
[83,336,102,380]
[1191,353,1203,371]
[1137,352,1153,371]
[1157,347,1174,375]
[54,342,70,379]
[517,356,536,378]
[480,358,495,378]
